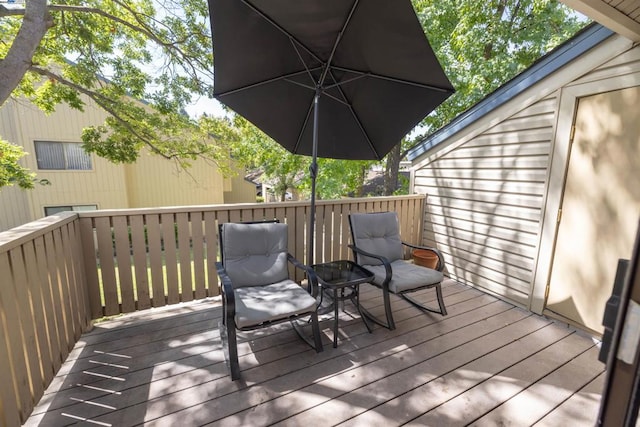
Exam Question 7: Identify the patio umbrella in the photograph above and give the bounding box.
[208,0,454,264]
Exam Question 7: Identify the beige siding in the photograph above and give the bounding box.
[415,95,558,306]
[0,186,32,231]
[2,99,130,221]
[124,150,225,207]
[412,34,639,313]
[0,95,251,230]
[224,173,257,204]
[0,102,34,230]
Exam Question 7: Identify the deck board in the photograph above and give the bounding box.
[26,280,606,426]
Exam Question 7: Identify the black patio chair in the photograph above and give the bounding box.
[348,212,447,330]
[216,220,323,381]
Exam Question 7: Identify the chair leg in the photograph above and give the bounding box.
[435,282,447,316]
[291,312,324,352]
[382,288,396,330]
[221,299,240,380]
[358,287,396,330]
[401,283,447,316]
[310,311,323,353]
[226,319,240,381]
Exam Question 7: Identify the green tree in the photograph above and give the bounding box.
[378,0,587,195]
[413,0,585,134]
[231,115,375,201]
[0,138,36,189]
[0,0,233,189]
[302,158,376,200]
[231,115,306,202]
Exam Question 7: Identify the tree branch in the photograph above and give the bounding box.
[30,65,181,160]
[0,0,52,105]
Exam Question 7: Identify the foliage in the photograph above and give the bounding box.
[410,0,586,138]
[302,158,376,199]
[0,0,235,180]
[0,0,587,196]
[225,0,586,199]
[231,115,376,200]
[0,138,36,189]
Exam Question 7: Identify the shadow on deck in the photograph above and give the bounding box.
[26,280,605,426]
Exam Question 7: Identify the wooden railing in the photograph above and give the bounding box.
[0,194,425,425]
[79,195,426,319]
[0,212,91,426]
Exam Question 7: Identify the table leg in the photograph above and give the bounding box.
[333,288,339,347]
[355,284,373,333]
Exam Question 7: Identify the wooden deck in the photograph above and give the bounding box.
[26,280,605,426]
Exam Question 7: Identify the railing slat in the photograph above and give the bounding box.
[79,217,102,318]
[295,205,305,267]
[33,235,62,374]
[146,214,166,307]
[113,216,136,313]
[203,211,217,297]
[0,283,21,426]
[43,232,69,362]
[52,228,77,348]
[22,240,53,390]
[177,212,193,302]
[0,252,33,423]
[68,221,91,332]
[58,224,79,333]
[130,215,151,310]
[9,248,40,417]
[161,213,180,305]
[95,217,119,315]
[191,212,206,300]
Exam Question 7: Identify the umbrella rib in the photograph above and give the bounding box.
[319,0,360,87]
[239,0,322,65]
[292,101,315,154]
[345,105,381,159]
[331,66,454,93]
[323,73,369,90]
[215,67,323,97]
[290,38,322,88]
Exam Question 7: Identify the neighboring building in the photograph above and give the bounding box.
[0,97,256,232]
[408,22,640,334]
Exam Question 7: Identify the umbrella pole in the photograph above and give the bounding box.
[308,88,320,266]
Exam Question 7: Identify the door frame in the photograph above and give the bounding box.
[530,59,640,315]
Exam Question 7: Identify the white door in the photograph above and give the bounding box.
[546,86,640,333]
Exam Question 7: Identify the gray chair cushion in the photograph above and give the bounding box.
[350,212,403,265]
[364,260,444,293]
[234,280,317,328]
[221,222,289,288]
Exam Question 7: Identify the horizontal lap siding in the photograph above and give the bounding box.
[416,96,557,306]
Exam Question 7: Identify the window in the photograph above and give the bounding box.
[34,141,92,170]
[44,205,97,216]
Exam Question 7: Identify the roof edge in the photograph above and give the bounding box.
[407,22,614,161]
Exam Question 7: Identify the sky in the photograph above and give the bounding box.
[184,95,226,118]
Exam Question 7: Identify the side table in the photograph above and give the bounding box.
[312,260,374,347]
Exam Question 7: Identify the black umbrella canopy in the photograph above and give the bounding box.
[209,0,454,161]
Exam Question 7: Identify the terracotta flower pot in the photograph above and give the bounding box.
[412,249,439,269]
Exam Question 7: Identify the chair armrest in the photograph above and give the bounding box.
[348,244,393,285]
[401,241,445,272]
[287,253,319,297]
[216,261,236,318]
